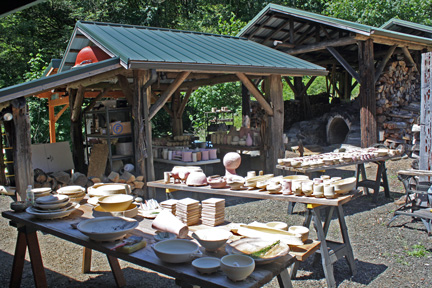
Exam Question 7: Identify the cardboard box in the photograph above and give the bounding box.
[110,121,131,135]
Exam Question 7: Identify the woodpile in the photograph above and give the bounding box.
[375,60,420,150]
[33,168,146,196]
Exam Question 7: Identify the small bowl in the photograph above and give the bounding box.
[288,226,309,242]
[152,239,201,263]
[98,194,134,212]
[10,201,28,212]
[266,221,288,231]
[220,254,255,282]
[192,257,220,274]
[192,228,232,252]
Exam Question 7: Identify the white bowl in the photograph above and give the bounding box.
[332,177,356,194]
[152,239,200,263]
[77,216,138,242]
[288,226,309,242]
[220,254,255,281]
[266,222,288,231]
[98,194,134,212]
[192,228,232,252]
[192,257,220,274]
[57,185,85,195]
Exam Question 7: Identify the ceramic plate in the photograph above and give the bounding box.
[35,194,69,205]
[26,204,77,220]
[226,238,289,265]
[31,187,52,194]
[77,216,138,242]
[57,185,85,195]
[33,201,72,211]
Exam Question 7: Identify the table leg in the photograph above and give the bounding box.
[82,247,92,273]
[276,268,293,288]
[303,209,312,227]
[287,202,296,214]
[323,207,335,237]
[336,206,357,275]
[372,162,384,202]
[312,207,336,288]
[10,230,27,288]
[356,164,368,194]
[287,261,299,279]
[25,228,48,288]
[380,162,390,198]
[106,255,126,288]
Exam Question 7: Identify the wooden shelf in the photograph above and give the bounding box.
[154,159,220,166]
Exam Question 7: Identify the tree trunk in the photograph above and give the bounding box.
[69,88,86,173]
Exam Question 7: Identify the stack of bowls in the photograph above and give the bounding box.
[57,185,86,203]
[31,187,52,199]
[27,194,77,219]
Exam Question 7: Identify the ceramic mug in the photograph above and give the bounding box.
[281,179,292,195]
[324,184,336,199]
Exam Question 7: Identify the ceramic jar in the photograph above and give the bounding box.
[313,184,324,198]
[281,179,292,195]
[209,149,218,160]
[201,150,210,161]
[324,184,336,199]
[182,151,192,162]
[291,180,303,196]
[302,181,314,196]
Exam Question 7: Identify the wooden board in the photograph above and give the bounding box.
[87,143,108,178]
[420,52,432,176]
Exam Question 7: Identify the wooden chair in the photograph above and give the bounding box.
[388,170,432,235]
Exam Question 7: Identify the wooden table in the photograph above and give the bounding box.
[147,181,359,288]
[276,155,397,202]
[2,204,297,288]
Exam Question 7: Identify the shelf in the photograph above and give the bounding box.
[213,144,260,151]
[112,154,134,160]
[154,159,220,166]
[86,133,133,139]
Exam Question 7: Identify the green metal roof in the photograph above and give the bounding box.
[380,18,432,37]
[0,58,121,102]
[60,20,326,76]
[238,3,432,46]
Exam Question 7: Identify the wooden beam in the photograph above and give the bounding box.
[327,47,361,83]
[54,104,69,122]
[11,97,33,200]
[356,34,432,51]
[149,71,190,119]
[180,74,239,89]
[71,86,84,122]
[401,47,419,71]
[178,87,193,116]
[236,73,273,116]
[320,24,332,40]
[117,75,134,105]
[263,21,289,43]
[374,45,397,84]
[83,88,109,113]
[283,77,297,95]
[49,100,56,143]
[48,96,69,107]
[68,68,124,89]
[247,15,275,40]
[283,36,358,55]
[358,39,377,148]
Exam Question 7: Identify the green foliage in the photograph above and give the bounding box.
[406,244,430,258]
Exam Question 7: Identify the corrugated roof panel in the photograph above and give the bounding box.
[381,18,432,37]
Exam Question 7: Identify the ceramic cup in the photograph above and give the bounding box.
[164,172,171,184]
[247,171,256,178]
[201,150,210,161]
[209,149,218,160]
[313,184,324,198]
[302,181,314,196]
[281,179,292,195]
[324,184,336,199]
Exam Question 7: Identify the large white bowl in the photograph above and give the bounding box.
[77,216,138,242]
[332,177,356,194]
[220,254,255,282]
[152,239,200,263]
[192,228,232,252]
[98,194,134,212]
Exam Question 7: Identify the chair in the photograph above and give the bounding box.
[388,170,432,235]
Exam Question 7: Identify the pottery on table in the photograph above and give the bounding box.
[223,152,241,176]
[10,201,28,212]
[301,181,314,196]
[332,177,356,194]
[98,194,134,212]
[207,176,227,189]
[182,151,193,162]
[57,185,85,195]
[152,210,189,238]
[266,183,282,194]
[324,184,336,199]
[77,216,138,242]
[192,257,220,274]
[209,149,218,160]
[281,179,292,195]
[227,175,245,190]
[266,221,288,231]
[288,226,309,242]
[93,203,138,218]
[312,184,324,198]
[186,171,208,186]
[192,228,232,252]
[152,239,201,263]
[220,254,255,282]
[88,183,130,197]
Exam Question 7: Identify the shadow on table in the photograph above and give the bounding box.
[295,257,387,286]
[0,249,177,288]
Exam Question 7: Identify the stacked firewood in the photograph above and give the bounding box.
[33,168,146,196]
[375,60,420,149]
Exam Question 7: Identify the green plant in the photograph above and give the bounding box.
[406,244,430,257]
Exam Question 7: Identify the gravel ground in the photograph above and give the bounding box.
[1,157,431,287]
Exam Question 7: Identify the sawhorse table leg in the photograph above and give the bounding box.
[10,227,48,288]
[356,161,390,201]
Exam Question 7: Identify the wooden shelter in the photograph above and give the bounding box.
[237,4,432,148]
[0,20,326,199]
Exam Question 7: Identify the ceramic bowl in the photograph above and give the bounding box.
[98,194,134,212]
[31,187,52,194]
[57,185,85,195]
[93,203,138,218]
[77,216,138,242]
[186,172,208,186]
[88,183,130,197]
[10,201,28,212]
[207,176,227,189]
[152,239,201,263]
[283,175,309,181]
[192,257,220,274]
[332,177,356,194]
[266,221,288,231]
[288,226,309,242]
[192,228,232,252]
[220,254,255,281]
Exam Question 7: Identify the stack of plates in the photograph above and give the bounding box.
[57,185,86,203]
[160,199,178,215]
[176,198,200,226]
[201,198,225,226]
[26,194,77,219]
[31,187,52,199]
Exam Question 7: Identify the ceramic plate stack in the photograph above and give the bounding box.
[57,186,86,203]
[201,198,225,226]
[31,187,52,199]
[160,199,178,215]
[26,194,77,219]
[176,198,200,226]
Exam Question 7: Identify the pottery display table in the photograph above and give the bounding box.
[2,204,298,288]
[147,181,359,288]
[276,154,397,202]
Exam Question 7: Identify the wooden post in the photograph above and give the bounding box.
[263,75,284,175]
[133,70,148,179]
[172,90,183,136]
[358,39,377,147]
[420,52,432,172]
[11,97,33,200]
[0,123,6,185]
[241,84,251,118]
[69,87,86,173]
[48,96,56,143]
